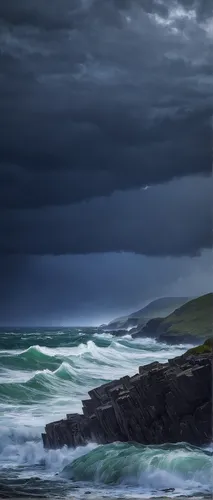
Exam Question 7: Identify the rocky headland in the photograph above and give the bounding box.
[42,340,212,450]
[132,293,213,343]
[99,294,213,345]
[102,296,189,332]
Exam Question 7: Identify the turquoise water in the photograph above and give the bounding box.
[0,328,212,499]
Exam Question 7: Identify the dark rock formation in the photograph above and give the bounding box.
[158,333,204,345]
[105,329,128,337]
[42,350,212,450]
[132,318,162,339]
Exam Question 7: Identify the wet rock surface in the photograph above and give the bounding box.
[42,351,212,449]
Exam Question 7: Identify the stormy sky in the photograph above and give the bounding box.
[0,0,212,325]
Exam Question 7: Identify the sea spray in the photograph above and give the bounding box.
[0,424,97,472]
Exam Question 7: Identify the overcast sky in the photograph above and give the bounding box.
[0,0,212,325]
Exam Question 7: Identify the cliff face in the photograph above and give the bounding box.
[42,350,212,450]
[132,318,162,339]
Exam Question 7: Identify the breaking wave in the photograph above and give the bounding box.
[0,425,96,472]
[0,345,62,371]
[0,337,191,404]
[61,442,213,494]
[0,426,212,497]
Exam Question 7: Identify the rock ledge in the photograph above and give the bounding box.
[42,351,212,449]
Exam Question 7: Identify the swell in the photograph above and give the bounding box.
[0,338,192,404]
[61,442,213,493]
[0,338,117,372]
[0,345,63,371]
[0,327,193,352]
[0,362,109,403]
[0,328,101,351]
[0,337,190,372]
[0,340,112,374]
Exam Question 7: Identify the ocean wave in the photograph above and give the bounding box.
[0,337,192,405]
[0,426,211,497]
[0,367,74,404]
[61,442,212,494]
[0,327,99,349]
[0,345,63,372]
[0,338,120,373]
[0,425,97,472]
[0,336,192,375]
[0,359,110,404]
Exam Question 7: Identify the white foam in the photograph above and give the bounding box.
[0,425,97,474]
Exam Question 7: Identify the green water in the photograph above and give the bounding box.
[0,327,212,499]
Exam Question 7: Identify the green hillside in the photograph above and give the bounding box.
[129,297,190,320]
[106,296,190,330]
[184,338,213,356]
[158,293,213,341]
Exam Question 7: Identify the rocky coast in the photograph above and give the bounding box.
[42,341,212,450]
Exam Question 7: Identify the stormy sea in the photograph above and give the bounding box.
[0,328,212,500]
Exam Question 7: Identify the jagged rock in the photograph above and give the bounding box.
[132,318,163,339]
[108,329,129,337]
[42,348,212,450]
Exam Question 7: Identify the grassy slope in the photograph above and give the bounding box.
[184,338,213,355]
[158,293,213,339]
[130,297,190,321]
[108,297,190,328]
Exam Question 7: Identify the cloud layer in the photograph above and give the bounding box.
[1,176,212,256]
[0,0,212,210]
[0,1,212,324]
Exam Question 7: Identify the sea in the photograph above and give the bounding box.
[0,327,212,500]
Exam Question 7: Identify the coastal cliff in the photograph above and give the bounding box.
[42,341,212,450]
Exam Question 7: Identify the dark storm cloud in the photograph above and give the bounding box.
[0,0,212,27]
[0,0,212,208]
[1,176,212,257]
